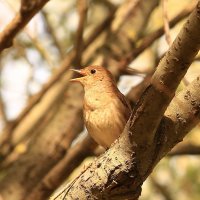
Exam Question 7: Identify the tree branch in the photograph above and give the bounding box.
[42,11,65,59]
[157,76,200,160]
[0,85,84,200]
[169,143,200,156]
[118,1,196,69]
[0,0,50,52]
[129,0,200,174]
[162,0,172,46]
[0,52,75,159]
[74,0,88,67]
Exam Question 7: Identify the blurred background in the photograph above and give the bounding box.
[0,0,199,200]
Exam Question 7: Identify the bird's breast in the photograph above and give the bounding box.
[84,99,129,148]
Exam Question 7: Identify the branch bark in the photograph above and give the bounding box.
[129,0,200,174]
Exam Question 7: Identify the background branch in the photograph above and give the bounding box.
[169,143,200,156]
[0,0,49,52]
[162,0,172,46]
[27,135,97,200]
[118,1,196,69]
[73,0,88,67]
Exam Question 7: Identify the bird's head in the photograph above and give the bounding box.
[70,65,115,89]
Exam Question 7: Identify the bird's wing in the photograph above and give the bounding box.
[116,90,132,119]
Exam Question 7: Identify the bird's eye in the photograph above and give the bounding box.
[90,69,96,74]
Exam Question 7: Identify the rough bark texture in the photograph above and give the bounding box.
[157,76,200,160]
[129,0,200,175]
[52,122,141,200]
[52,2,200,199]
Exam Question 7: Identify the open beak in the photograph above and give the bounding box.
[70,69,87,82]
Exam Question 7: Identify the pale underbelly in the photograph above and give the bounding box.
[84,109,126,148]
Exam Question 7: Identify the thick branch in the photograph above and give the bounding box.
[129,0,200,174]
[157,76,200,160]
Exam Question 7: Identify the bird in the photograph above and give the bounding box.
[70,65,132,149]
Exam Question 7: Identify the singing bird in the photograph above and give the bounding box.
[71,65,131,148]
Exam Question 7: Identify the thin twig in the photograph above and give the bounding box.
[161,0,172,46]
[4,1,55,70]
[169,143,200,156]
[84,5,117,49]
[182,77,190,86]
[0,62,8,124]
[74,0,88,67]
[111,0,140,33]
[29,36,54,70]
[14,41,35,97]
[194,54,200,61]
[42,11,65,59]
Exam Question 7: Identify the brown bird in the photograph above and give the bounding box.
[71,65,131,149]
